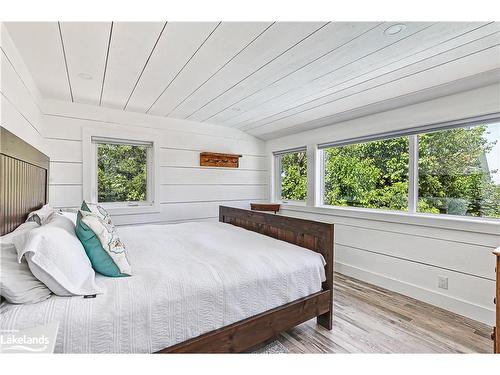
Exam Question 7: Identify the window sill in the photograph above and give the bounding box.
[279,203,500,235]
[99,203,160,216]
[278,200,307,207]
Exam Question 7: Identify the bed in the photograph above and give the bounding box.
[0,126,334,353]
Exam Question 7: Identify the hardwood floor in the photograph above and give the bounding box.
[276,273,493,353]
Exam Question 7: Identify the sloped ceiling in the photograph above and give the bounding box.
[5,22,500,139]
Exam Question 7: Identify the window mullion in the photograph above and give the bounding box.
[408,135,419,214]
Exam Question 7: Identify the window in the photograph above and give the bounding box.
[92,137,153,206]
[418,122,500,218]
[317,118,499,219]
[322,136,409,211]
[275,148,307,201]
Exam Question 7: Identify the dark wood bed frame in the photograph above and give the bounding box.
[158,206,334,353]
[1,126,334,354]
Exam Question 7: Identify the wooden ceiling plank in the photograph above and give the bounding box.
[59,22,111,106]
[150,22,273,117]
[192,22,395,124]
[4,22,71,101]
[220,22,482,128]
[249,43,500,138]
[168,22,327,120]
[126,22,220,114]
[101,22,166,109]
[234,22,498,130]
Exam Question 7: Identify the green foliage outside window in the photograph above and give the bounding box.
[97,143,147,203]
[279,123,499,218]
[418,125,499,218]
[280,151,307,201]
[323,136,409,211]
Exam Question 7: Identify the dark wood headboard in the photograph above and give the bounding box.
[0,127,49,235]
[219,205,334,320]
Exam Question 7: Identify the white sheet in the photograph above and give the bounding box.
[0,221,326,353]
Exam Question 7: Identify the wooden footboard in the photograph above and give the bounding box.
[158,206,334,353]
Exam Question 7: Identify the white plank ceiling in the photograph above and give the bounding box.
[5,22,500,139]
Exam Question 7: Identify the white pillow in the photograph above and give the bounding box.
[59,211,77,226]
[26,204,55,225]
[13,214,102,297]
[1,222,52,304]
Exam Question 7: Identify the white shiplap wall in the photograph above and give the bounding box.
[1,24,44,151]
[42,99,268,226]
[266,84,500,325]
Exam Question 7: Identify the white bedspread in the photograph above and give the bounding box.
[0,221,326,353]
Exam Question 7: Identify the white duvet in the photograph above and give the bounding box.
[0,221,326,353]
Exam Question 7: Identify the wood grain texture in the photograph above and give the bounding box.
[200,152,242,168]
[156,206,334,353]
[158,291,331,353]
[0,127,49,235]
[274,273,493,353]
[219,206,334,297]
[250,202,281,213]
[6,22,498,138]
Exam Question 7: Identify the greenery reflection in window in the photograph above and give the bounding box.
[323,137,409,211]
[97,143,148,203]
[280,151,307,201]
[418,123,500,218]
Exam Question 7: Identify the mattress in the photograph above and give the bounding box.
[0,221,326,353]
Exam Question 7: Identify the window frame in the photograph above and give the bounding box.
[273,147,308,205]
[273,114,500,223]
[83,128,161,215]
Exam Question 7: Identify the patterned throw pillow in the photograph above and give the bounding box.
[81,201,111,221]
[75,202,131,277]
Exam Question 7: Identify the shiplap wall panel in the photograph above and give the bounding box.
[1,90,43,153]
[42,115,83,140]
[44,100,267,225]
[335,244,496,325]
[49,184,82,207]
[112,200,265,226]
[160,167,268,185]
[49,162,82,185]
[282,206,500,248]
[336,225,495,280]
[45,138,82,162]
[227,22,496,129]
[1,23,43,106]
[1,24,44,153]
[4,22,71,101]
[159,148,267,170]
[1,53,41,131]
[160,185,268,203]
[42,98,261,142]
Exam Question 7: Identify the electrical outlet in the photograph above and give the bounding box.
[438,276,448,290]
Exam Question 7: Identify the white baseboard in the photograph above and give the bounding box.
[335,262,495,326]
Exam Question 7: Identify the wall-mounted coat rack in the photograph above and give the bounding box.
[200,152,242,168]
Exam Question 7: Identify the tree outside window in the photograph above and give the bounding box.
[97,143,148,203]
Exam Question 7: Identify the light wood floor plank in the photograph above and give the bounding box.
[276,273,492,353]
